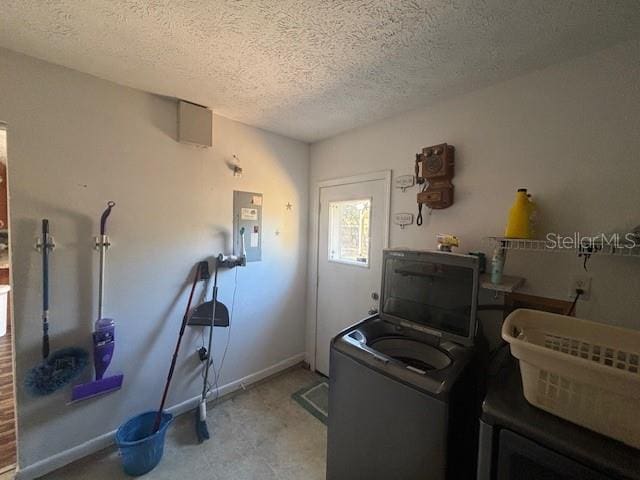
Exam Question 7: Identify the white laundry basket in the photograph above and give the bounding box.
[502,308,640,448]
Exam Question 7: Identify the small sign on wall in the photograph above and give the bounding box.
[394,174,415,191]
[241,207,258,221]
[394,212,414,229]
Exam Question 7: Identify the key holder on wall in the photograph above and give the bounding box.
[415,143,455,225]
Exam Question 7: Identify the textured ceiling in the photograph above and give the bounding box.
[1,1,640,142]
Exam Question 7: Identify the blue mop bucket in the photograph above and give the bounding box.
[115,411,173,476]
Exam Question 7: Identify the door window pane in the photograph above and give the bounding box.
[328,198,371,267]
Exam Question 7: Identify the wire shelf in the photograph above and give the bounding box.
[487,237,640,258]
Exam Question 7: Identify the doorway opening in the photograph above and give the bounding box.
[310,171,391,376]
[0,123,17,475]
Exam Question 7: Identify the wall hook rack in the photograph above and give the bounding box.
[94,236,111,250]
[394,174,415,192]
[35,235,55,252]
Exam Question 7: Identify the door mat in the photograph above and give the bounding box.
[292,380,329,425]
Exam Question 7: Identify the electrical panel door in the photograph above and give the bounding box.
[233,191,262,262]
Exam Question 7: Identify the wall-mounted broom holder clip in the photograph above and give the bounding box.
[35,236,55,252]
[94,235,111,250]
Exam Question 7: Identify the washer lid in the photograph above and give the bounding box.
[379,249,479,346]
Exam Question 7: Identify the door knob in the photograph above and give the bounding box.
[371,292,379,300]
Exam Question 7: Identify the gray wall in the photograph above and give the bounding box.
[0,48,309,470]
[308,39,640,355]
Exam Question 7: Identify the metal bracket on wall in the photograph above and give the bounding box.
[94,235,111,250]
[34,235,55,252]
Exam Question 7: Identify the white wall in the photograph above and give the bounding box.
[308,39,640,356]
[0,48,309,473]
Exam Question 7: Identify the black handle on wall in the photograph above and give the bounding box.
[100,201,116,236]
[42,219,50,359]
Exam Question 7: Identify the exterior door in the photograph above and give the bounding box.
[315,173,389,376]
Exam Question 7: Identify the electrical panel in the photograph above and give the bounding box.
[233,191,262,262]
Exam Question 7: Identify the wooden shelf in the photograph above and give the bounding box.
[480,273,525,293]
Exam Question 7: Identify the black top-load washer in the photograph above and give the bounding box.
[326,249,484,480]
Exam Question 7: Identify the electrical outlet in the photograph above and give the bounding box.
[569,275,591,300]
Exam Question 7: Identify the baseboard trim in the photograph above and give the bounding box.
[15,353,306,480]
[0,464,16,476]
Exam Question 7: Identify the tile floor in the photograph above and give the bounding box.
[42,366,326,480]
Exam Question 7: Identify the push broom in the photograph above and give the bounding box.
[71,201,123,402]
[152,261,210,433]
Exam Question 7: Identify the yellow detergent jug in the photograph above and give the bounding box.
[527,193,537,237]
[504,188,532,239]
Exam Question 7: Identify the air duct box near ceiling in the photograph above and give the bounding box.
[178,100,212,147]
